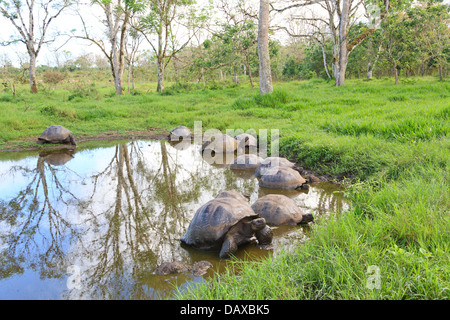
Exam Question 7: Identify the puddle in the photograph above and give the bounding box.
[0,139,348,299]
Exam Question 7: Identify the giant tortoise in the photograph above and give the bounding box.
[258,166,309,190]
[230,154,263,171]
[37,125,76,146]
[168,126,191,141]
[201,134,237,154]
[251,194,314,226]
[254,157,299,177]
[180,190,273,259]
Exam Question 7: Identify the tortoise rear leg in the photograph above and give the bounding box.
[219,237,238,259]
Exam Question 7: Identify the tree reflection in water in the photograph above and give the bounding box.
[0,140,348,300]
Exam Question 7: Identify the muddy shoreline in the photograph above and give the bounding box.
[0,130,169,153]
[0,130,344,184]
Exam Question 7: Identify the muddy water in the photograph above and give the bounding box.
[0,139,348,300]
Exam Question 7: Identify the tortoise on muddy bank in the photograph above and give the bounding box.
[251,194,314,226]
[258,166,309,190]
[168,126,191,141]
[37,125,76,146]
[180,190,273,259]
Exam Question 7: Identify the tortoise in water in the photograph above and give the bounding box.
[153,261,190,275]
[254,157,300,177]
[37,125,76,146]
[180,191,273,259]
[168,126,191,141]
[153,260,213,276]
[251,194,314,226]
[230,154,263,171]
[258,166,309,190]
[191,260,213,277]
[235,133,257,149]
[201,134,237,154]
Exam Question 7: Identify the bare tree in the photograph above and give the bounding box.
[258,0,273,94]
[272,0,389,86]
[0,0,71,93]
[125,29,143,92]
[132,0,201,93]
[72,0,134,95]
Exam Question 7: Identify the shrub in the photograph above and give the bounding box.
[42,71,66,86]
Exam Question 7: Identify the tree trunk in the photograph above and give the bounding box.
[127,62,131,93]
[439,63,443,81]
[394,61,399,85]
[113,63,123,94]
[367,61,372,79]
[367,46,381,79]
[173,58,179,83]
[131,64,135,90]
[233,69,239,83]
[246,58,254,88]
[258,0,273,95]
[320,43,332,80]
[29,51,38,93]
[156,26,164,92]
[335,0,351,87]
[157,58,164,93]
[201,67,206,87]
[117,17,128,95]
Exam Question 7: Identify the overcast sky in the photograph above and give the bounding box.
[1,0,449,67]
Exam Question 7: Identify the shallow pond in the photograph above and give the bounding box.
[0,139,348,299]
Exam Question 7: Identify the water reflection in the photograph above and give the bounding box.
[0,140,348,300]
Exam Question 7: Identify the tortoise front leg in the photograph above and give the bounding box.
[69,134,77,146]
[219,236,237,259]
[255,226,273,245]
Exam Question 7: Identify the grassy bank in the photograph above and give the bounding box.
[1,77,449,299]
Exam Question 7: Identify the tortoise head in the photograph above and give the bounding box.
[250,217,266,231]
[300,213,314,224]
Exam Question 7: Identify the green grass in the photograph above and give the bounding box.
[0,77,449,299]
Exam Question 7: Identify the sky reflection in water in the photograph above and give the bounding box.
[0,139,348,300]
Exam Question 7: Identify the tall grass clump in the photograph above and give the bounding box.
[231,89,297,110]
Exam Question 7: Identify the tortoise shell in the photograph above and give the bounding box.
[215,190,249,202]
[254,157,296,177]
[251,194,307,225]
[169,126,191,141]
[180,191,257,250]
[230,154,263,170]
[38,125,73,143]
[258,166,307,190]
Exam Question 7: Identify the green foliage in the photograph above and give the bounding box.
[282,42,332,80]
[231,89,297,110]
[67,83,99,101]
